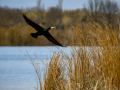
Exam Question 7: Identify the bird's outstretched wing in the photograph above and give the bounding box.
[44,32,64,47]
[22,14,43,31]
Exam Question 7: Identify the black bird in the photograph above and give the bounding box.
[22,14,65,47]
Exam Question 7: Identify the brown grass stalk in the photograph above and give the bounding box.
[25,22,119,90]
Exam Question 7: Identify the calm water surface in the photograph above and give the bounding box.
[0,46,70,90]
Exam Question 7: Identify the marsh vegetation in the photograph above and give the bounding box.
[0,0,120,89]
[27,22,120,90]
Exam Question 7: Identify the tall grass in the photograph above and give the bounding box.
[28,22,120,90]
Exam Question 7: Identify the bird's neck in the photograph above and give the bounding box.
[46,27,51,31]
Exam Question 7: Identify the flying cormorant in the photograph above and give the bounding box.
[22,14,65,47]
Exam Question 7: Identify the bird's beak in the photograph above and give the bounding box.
[51,27,55,29]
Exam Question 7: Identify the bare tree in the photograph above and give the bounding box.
[84,0,119,24]
[36,0,42,23]
[57,0,63,29]
[37,0,41,8]
[84,0,104,22]
[103,0,119,24]
[58,0,63,10]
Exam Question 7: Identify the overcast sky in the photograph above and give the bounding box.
[0,0,120,10]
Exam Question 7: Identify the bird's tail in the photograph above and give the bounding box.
[31,33,38,38]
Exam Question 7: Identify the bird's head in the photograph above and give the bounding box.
[47,27,55,31]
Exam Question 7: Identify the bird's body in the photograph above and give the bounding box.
[31,28,48,38]
[22,14,65,47]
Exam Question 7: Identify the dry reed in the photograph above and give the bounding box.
[20,22,120,90]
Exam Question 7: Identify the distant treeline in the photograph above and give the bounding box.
[0,0,120,46]
[0,0,120,28]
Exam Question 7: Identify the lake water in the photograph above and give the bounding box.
[0,46,70,90]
